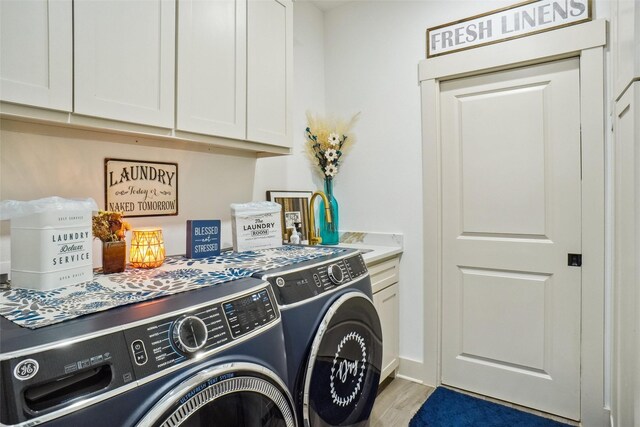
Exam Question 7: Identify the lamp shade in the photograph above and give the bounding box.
[130,228,165,268]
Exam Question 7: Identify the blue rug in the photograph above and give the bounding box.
[409,387,572,427]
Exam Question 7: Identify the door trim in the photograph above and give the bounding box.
[419,19,607,425]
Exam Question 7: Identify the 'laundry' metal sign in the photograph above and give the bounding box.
[426,0,591,58]
[105,158,178,217]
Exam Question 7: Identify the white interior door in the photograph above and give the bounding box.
[440,58,582,420]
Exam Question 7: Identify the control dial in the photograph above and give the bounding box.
[327,264,344,285]
[172,315,208,354]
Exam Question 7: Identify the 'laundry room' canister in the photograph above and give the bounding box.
[230,201,283,252]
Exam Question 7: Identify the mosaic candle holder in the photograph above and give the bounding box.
[130,228,166,268]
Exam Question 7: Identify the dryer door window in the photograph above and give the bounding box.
[303,293,383,426]
[138,365,295,427]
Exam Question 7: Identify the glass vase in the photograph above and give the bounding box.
[318,178,340,245]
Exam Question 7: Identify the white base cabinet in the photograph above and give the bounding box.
[0,0,72,111]
[374,282,399,383]
[369,256,401,383]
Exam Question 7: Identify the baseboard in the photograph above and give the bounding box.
[397,357,431,385]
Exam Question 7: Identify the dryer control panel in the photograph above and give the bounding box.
[123,286,278,380]
[266,254,368,306]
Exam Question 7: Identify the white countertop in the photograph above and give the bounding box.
[334,242,402,264]
[333,231,403,265]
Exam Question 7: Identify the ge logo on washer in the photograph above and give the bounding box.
[329,332,366,407]
[14,359,39,381]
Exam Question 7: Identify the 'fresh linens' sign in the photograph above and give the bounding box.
[427,0,591,58]
[105,159,178,217]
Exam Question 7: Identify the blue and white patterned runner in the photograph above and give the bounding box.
[0,245,346,329]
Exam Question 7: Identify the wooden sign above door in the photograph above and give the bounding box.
[426,0,591,58]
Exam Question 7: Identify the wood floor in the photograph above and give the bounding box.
[370,378,434,426]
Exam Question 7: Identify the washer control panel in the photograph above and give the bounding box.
[0,282,279,427]
[123,286,278,380]
[267,254,368,306]
[223,289,276,338]
[0,332,135,426]
[327,263,344,285]
[172,315,209,353]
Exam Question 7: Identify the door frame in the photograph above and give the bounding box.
[419,19,607,425]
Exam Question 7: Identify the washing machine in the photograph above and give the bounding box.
[0,277,296,427]
[254,248,383,427]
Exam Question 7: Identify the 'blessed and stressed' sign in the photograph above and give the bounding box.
[105,159,178,217]
[186,220,221,259]
[427,0,591,58]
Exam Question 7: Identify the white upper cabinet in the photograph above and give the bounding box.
[247,0,293,148]
[1,0,292,153]
[0,0,72,111]
[611,0,640,99]
[177,0,247,139]
[74,0,175,128]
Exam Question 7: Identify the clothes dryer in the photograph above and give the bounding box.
[0,277,295,427]
[254,249,382,427]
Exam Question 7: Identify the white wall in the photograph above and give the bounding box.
[322,0,516,368]
[0,119,257,272]
[254,0,518,372]
[253,1,327,200]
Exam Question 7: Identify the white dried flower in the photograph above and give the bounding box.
[325,164,338,177]
[325,148,338,161]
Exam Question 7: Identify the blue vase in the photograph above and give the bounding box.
[319,178,339,245]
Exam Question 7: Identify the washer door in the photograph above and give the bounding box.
[303,293,383,427]
[137,363,295,427]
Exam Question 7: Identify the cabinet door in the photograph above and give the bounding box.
[0,0,72,111]
[373,283,399,383]
[612,82,639,427]
[369,257,400,294]
[247,0,292,148]
[177,0,246,139]
[611,0,640,99]
[74,0,175,128]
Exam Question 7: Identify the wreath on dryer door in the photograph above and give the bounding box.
[329,331,367,407]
